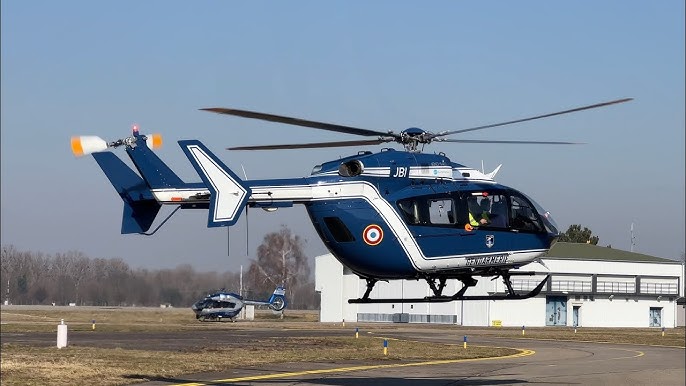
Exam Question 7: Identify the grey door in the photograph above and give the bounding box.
[649,307,662,327]
[573,306,580,327]
[546,296,567,326]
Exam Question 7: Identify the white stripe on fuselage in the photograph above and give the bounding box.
[151,181,545,272]
[316,166,499,182]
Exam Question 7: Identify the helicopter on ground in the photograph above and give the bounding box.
[71,98,631,303]
[191,286,287,322]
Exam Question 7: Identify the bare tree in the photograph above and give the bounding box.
[247,227,312,305]
[0,245,19,304]
[0,244,318,308]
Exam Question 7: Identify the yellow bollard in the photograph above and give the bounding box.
[355,327,359,339]
[342,319,345,327]
[662,327,665,337]
[463,335,467,349]
[91,319,96,330]
[383,339,388,356]
[522,325,525,336]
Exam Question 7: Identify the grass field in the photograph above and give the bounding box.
[0,305,319,333]
[1,305,684,385]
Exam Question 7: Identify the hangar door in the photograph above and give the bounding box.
[546,296,567,326]
[649,307,662,327]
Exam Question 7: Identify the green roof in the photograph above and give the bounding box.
[546,242,676,263]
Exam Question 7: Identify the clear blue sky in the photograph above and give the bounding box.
[2,1,684,272]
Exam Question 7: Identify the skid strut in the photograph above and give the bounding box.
[349,273,549,304]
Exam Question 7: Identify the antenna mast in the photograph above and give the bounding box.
[630,222,636,252]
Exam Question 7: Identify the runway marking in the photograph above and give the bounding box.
[605,348,644,361]
[507,336,685,349]
[175,348,535,385]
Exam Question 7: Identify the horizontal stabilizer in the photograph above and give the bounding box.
[179,140,251,227]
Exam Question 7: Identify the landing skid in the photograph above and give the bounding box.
[348,273,549,304]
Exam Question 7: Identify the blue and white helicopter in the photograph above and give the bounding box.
[71,98,631,304]
[192,286,287,322]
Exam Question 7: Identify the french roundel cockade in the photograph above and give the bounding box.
[363,224,384,246]
[71,98,631,303]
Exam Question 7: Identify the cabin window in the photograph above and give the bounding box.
[323,216,355,242]
[428,199,455,224]
[397,197,456,226]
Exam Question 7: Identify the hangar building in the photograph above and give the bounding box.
[315,242,685,328]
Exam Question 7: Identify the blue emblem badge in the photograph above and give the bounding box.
[485,235,494,248]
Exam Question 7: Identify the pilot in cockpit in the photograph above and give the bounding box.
[469,197,490,226]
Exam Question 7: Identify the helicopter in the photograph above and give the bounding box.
[191,286,287,322]
[71,97,632,304]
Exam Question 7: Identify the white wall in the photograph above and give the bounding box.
[315,254,344,322]
[316,253,683,327]
[567,297,677,328]
[490,297,548,327]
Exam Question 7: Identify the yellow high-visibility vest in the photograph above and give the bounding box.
[469,212,489,226]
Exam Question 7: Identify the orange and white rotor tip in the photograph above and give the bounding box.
[70,136,108,157]
[146,133,162,149]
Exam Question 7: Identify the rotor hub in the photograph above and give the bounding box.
[398,127,432,152]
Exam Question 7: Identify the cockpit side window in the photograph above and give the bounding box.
[398,199,420,224]
[463,192,509,229]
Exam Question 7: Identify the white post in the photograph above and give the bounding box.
[5,279,9,305]
[56,319,68,348]
[245,304,255,320]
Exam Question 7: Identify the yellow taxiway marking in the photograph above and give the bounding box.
[606,347,645,360]
[176,348,535,385]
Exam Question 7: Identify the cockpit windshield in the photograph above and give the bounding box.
[521,192,560,235]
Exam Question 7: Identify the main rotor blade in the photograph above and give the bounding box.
[227,138,392,151]
[435,98,633,138]
[202,107,398,138]
[438,139,584,145]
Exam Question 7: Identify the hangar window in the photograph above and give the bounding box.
[640,278,679,295]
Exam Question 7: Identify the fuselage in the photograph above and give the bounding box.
[151,149,559,280]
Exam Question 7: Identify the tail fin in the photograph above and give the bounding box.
[125,132,185,189]
[91,152,161,234]
[268,286,287,311]
[179,140,251,227]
